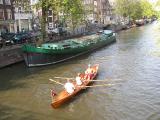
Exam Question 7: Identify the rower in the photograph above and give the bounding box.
[75,73,82,85]
[64,79,75,94]
[85,64,94,80]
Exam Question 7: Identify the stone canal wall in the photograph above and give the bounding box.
[0,46,24,68]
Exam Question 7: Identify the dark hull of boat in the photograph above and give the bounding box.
[23,36,116,67]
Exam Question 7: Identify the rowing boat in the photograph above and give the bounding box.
[51,64,99,108]
[50,64,99,108]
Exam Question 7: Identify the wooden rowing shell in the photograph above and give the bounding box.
[50,64,99,108]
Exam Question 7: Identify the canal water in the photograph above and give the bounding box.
[0,21,160,120]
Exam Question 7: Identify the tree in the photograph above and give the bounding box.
[130,0,143,20]
[114,0,155,21]
[155,0,160,18]
[156,0,160,6]
[114,0,131,18]
[33,0,51,41]
[34,0,84,41]
[62,0,84,31]
[141,0,155,18]
[115,0,143,21]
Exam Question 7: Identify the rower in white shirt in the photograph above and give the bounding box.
[75,73,82,85]
[64,79,75,94]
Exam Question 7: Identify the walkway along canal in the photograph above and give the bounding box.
[0,21,160,120]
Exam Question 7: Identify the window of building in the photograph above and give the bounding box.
[94,1,97,6]
[18,7,22,13]
[48,17,52,23]
[48,10,52,16]
[6,9,12,19]
[0,0,3,4]
[84,0,92,5]
[0,9,4,19]
[15,7,18,13]
[5,0,11,5]
[94,8,97,12]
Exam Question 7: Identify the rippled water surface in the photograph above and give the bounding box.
[0,22,160,120]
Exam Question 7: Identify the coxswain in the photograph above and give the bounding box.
[51,89,57,97]
[64,79,75,94]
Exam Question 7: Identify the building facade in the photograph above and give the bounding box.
[0,0,15,33]
[97,0,112,24]
[30,0,113,31]
[83,0,112,24]
[14,0,32,32]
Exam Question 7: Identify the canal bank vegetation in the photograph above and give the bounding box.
[114,0,158,22]
[155,0,160,18]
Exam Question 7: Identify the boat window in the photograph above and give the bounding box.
[48,45,53,49]
[73,42,79,44]
[62,44,70,49]
[63,44,70,47]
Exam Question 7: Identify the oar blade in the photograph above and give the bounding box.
[49,78,64,86]
[49,78,54,81]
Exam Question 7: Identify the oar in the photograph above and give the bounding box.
[54,77,121,81]
[78,84,114,88]
[49,79,64,86]
[54,77,74,79]
[84,79,122,82]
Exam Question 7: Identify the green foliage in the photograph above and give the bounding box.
[34,0,84,30]
[141,0,155,18]
[114,0,156,20]
[155,0,160,19]
[14,0,31,12]
[156,0,160,6]
[61,0,85,30]
[130,0,143,20]
[115,0,142,20]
